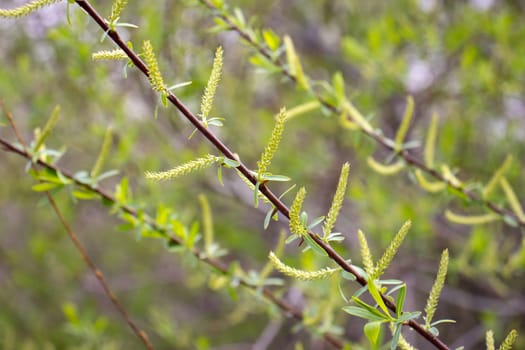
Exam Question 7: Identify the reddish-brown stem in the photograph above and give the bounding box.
[0,105,154,350]
[0,134,344,349]
[70,2,451,348]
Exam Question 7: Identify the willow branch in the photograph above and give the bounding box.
[0,134,344,349]
[0,103,154,350]
[68,2,451,348]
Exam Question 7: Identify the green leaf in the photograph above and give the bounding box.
[307,215,325,230]
[342,306,386,322]
[260,174,291,182]
[430,319,456,327]
[364,321,383,346]
[264,208,275,230]
[222,158,240,168]
[207,119,224,127]
[395,284,407,318]
[32,182,62,192]
[285,234,299,244]
[341,271,356,281]
[367,279,391,319]
[352,296,390,321]
[391,323,402,350]
[253,181,260,207]
[72,189,99,200]
[95,169,119,182]
[161,92,168,107]
[167,81,192,91]
[397,311,421,323]
[326,232,344,242]
[303,233,327,256]
[262,29,281,51]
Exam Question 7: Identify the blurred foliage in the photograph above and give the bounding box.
[0,0,524,349]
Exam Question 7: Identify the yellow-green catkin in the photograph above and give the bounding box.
[200,46,223,122]
[499,330,518,350]
[92,49,128,61]
[394,95,415,147]
[486,331,495,350]
[0,0,61,18]
[108,0,128,24]
[268,252,338,281]
[373,220,411,279]
[424,249,449,327]
[322,162,349,239]
[145,155,221,181]
[257,108,286,176]
[289,187,307,236]
[142,40,166,93]
[357,229,374,277]
[367,157,404,176]
[444,210,499,225]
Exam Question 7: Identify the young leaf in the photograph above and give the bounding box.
[33,105,60,153]
[367,279,391,318]
[364,321,383,346]
[342,306,386,323]
[32,182,62,192]
[395,284,407,318]
[91,127,113,179]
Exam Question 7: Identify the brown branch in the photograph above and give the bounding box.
[0,104,154,350]
[199,0,525,231]
[0,134,344,349]
[68,1,450,348]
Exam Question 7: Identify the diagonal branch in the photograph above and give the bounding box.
[0,134,344,349]
[69,1,451,348]
[0,104,154,350]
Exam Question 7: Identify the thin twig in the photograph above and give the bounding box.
[1,105,154,350]
[0,134,344,349]
[70,1,450,348]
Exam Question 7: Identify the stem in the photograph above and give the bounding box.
[0,104,154,350]
[70,2,450,348]
[0,135,344,349]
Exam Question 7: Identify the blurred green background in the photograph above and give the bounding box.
[0,0,524,349]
